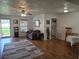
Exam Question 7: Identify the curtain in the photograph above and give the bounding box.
[0,20,2,38]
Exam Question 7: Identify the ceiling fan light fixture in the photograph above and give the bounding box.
[21,13,26,16]
[64,1,69,13]
[21,9,27,16]
[64,9,69,13]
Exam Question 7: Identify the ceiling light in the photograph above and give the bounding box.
[21,9,27,16]
[64,1,69,13]
[64,9,69,13]
[64,7,69,13]
[21,13,26,16]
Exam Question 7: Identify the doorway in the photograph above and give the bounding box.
[51,18,57,39]
[0,19,11,37]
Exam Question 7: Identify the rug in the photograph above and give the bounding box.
[2,40,43,59]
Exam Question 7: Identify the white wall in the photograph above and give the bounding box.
[33,14,57,40]
[0,13,57,39]
[33,14,47,40]
[33,14,45,33]
[57,11,79,40]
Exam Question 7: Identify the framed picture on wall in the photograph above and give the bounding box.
[13,20,18,24]
[34,20,40,27]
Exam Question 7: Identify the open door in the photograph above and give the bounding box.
[0,19,11,38]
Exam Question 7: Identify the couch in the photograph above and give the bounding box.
[26,30,44,40]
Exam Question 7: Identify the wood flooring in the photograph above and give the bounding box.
[0,38,78,59]
[33,40,76,59]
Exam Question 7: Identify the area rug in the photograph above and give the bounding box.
[2,40,43,59]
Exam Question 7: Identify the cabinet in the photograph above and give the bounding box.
[14,27,19,37]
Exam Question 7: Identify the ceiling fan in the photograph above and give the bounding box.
[18,6,32,16]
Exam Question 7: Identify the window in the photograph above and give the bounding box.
[20,20,28,32]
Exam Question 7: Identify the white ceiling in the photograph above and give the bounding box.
[66,0,79,5]
[0,0,79,16]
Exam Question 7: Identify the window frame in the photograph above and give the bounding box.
[20,20,28,32]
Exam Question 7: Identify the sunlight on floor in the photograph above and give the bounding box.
[0,38,12,57]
